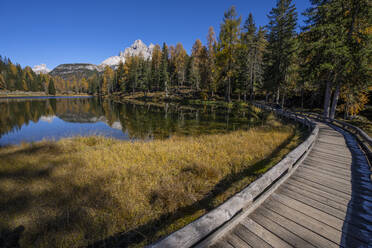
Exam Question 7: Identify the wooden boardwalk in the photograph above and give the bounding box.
[211,123,372,248]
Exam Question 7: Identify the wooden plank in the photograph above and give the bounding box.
[233,224,272,248]
[225,233,252,248]
[302,162,351,179]
[264,196,343,245]
[250,211,316,248]
[286,178,372,207]
[281,183,349,212]
[317,140,349,149]
[289,176,351,200]
[277,187,347,220]
[240,218,292,248]
[258,205,339,248]
[279,186,372,234]
[269,193,371,245]
[307,154,352,166]
[294,170,372,198]
[312,148,352,158]
[293,172,352,195]
[304,157,351,171]
[296,168,353,187]
[311,150,352,162]
[211,239,235,248]
[313,145,350,154]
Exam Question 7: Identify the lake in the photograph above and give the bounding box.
[0,96,266,145]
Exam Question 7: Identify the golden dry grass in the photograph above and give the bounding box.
[0,123,303,247]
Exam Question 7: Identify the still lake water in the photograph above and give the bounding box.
[0,97,267,146]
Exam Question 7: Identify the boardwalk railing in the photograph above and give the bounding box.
[148,103,319,248]
[300,112,372,163]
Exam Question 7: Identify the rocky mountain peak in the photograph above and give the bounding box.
[101,39,154,68]
[32,64,51,74]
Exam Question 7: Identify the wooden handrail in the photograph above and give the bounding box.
[148,103,318,248]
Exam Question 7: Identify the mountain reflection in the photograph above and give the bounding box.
[0,97,264,145]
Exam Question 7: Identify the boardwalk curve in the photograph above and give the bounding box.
[149,105,372,248]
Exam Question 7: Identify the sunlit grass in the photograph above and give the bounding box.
[0,121,304,247]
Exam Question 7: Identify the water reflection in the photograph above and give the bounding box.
[0,97,267,145]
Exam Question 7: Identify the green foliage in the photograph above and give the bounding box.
[48,79,56,95]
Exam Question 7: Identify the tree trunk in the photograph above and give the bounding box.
[243,91,247,102]
[301,88,304,109]
[323,81,332,118]
[275,88,280,104]
[281,92,285,109]
[329,84,340,119]
[225,77,231,102]
[265,94,269,104]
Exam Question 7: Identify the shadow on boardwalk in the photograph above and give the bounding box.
[331,124,372,247]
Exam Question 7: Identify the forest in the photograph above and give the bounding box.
[0,0,371,120]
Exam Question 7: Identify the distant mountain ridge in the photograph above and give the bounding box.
[49,63,99,80]
[34,40,154,80]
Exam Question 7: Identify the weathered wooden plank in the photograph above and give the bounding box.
[307,154,352,166]
[277,187,347,220]
[225,233,252,248]
[250,210,316,248]
[304,157,351,171]
[286,178,372,207]
[301,162,351,179]
[269,193,371,245]
[311,150,353,162]
[233,224,272,248]
[279,186,372,233]
[294,170,372,198]
[281,183,349,212]
[259,205,339,248]
[211,240,235,248]
[240,218,292,248]
[264,197,343,245]
[296,168,353,187]
[311,148,352,158]
[317,140,349,148]
[313,145,350,154]
[293,172,353,195]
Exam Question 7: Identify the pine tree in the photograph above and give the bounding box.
[151,44,162,91]
[116,61,126,92]
[48,78,56,95]
[160,43,170,96]
[302,0,371,118]
[264,0,297,106]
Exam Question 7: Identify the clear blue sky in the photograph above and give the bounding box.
[0,0,311,70]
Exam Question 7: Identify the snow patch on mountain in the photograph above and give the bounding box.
[100,40,154,68]
[32,64,51,74]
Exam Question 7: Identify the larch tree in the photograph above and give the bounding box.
[174,43,188,87]
[216,6,241,102]
[191,39,203,91]
[207,26,217,96]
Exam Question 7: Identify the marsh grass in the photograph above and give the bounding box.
[0,122,305,247]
